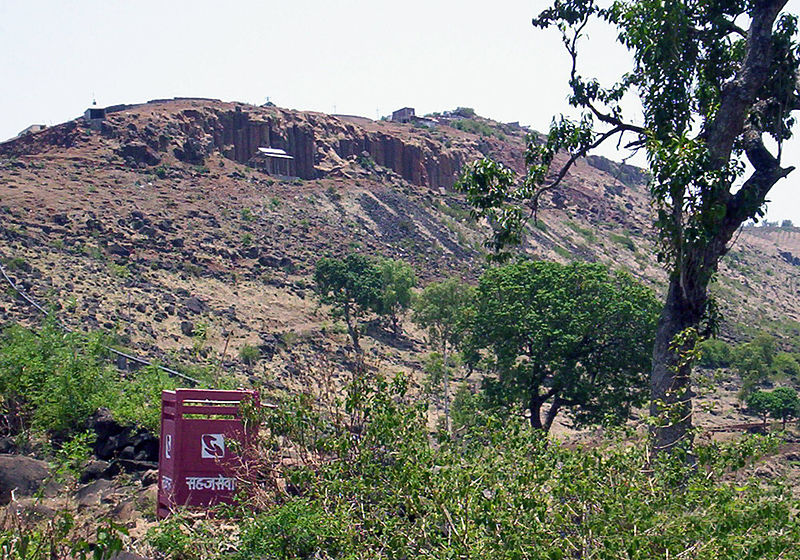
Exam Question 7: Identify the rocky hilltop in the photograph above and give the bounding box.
[1,98,799,387]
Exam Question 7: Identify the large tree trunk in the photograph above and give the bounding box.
[650,275,707,454]
[528,395,544,430]
[343,304,361,354]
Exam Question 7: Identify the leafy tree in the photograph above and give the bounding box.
[769,386,800,429]
[412,278,474,432]
[746,387,800,429]
[314,254,382,353]
[781,219,795,228]
[377,259,417,336]
[458,1,800,452]
[469,261,659,431]
[772,351,800,379]
[732,333,777,396]
[745,390,774,426]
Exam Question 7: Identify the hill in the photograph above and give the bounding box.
[2,98,799,381]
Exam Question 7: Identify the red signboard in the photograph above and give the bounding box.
[157,388,258,519]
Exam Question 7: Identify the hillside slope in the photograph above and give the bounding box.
[0,98,798,391]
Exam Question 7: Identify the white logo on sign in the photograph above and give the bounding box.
[201,433,225,459]
[165,434,172,459]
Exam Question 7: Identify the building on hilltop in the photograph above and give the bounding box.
[84,107,106,130]
[17,124,47,137]
[391,107,415,123]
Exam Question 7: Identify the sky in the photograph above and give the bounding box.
[2,0,800,222]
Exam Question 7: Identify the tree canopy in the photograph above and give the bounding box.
[469,261,660,431]
[314,254,382,353]
[458,0,800,453]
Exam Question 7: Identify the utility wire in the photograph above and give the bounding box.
[0,260,200,386]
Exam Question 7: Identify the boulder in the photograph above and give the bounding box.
[117,141,160,166]
[182,297,208,314]
[0,455,55,505]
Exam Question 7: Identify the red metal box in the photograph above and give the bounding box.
[157,388,257,518]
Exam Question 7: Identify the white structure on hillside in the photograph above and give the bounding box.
[255,147,295,178]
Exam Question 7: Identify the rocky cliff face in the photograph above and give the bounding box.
[0,100,497,189]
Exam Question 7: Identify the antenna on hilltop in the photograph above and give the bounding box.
[92,92,97,106]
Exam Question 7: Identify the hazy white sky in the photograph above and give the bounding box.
[2,0,799,222]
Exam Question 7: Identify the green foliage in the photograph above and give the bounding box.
[697,338,732,368]
[746,387,800,428]
[458,0,800,451]
[239,344,260,366]
[773,351,800,380]
[377,258,417,335]
[469,260,660,430]
[413,278,474,428]
[0,323,179,437]
[52,431,94,479]
[237,499,348,560]
[0,513,126,560]
[609,232,636,251]
[732,333,777,396]
[240,207,254,222]
[0,322,114,436]
[314,253,382,351]
[157,377,800,559]
[109,364,178,433]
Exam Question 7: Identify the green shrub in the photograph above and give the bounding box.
[237,499,348,560]
[772,352,800,380]
[0,323,181,437]
[109,365,178,433]
[0,322,115,436]
[609,232,636,251]
[697,338,732,368]
[204,375,800,560]
[239,344,260,366]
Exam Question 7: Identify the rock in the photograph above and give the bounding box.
[174,137,211,164]
[76,478,115,507]
[80,460,114,483]
[117,141,160,166]
[180,320,194,336]
[0,436,17,454]
[117,459,157,473]
[0,455,54,505]
[52,213,69,225]
[141,469,159,487]
[182,297,208,314]
[108,243,130,258]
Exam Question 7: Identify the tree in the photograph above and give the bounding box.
[314,254,382,353]
[731,333,777,397]
[746,387,800,429]
[458,1,800,452]
[412,278,474,432]
[468,261,659,431]
[769,386,800,429]
[377,259,417,337]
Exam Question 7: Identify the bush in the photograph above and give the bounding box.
[197,375,800,560]
[772,352,800,380]
[0,322,182,437]
[239,344,260,366]
[237,499,347,560]
[697,338,732,368]
[0,322,115,436]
